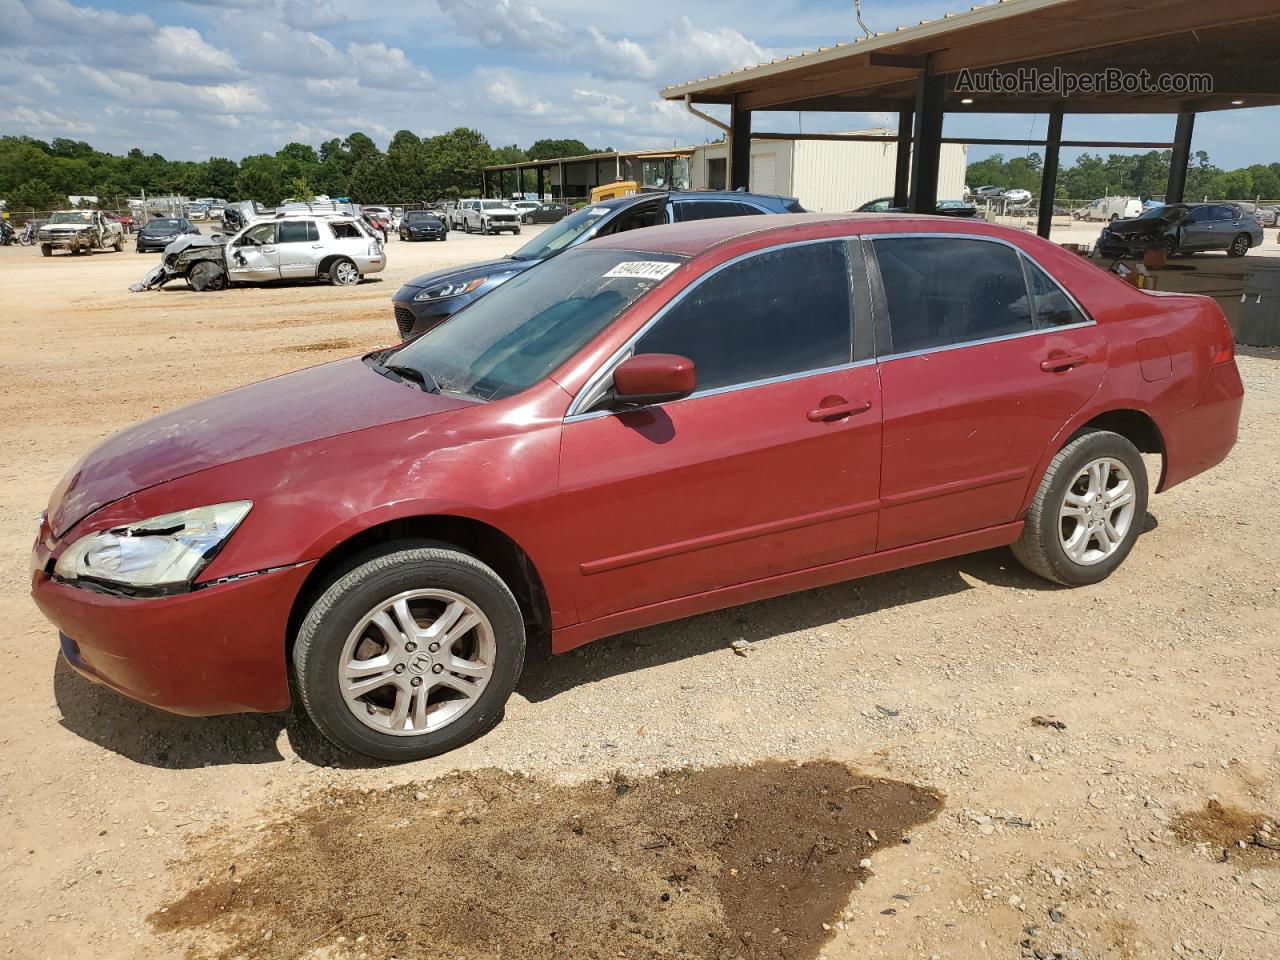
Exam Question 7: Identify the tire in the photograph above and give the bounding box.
[329,257,360,286]
[293,542,526,761]
[1164,236,1178,258]
[514,226,521,235]
[1012,430,1148,586]
[40,244,52,257]
[113,236,123,252]
[1109,214,1118,222]
[187,260,227,292]
[1227,233,1251,258]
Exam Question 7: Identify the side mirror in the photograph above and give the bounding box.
[612,353,696,407]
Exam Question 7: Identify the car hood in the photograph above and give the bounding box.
[399,257,533,292]
[47,358,473,538]
[1108,217,1167,234]
[43,223,93,233]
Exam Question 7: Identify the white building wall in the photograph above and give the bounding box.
[691,133,968,211]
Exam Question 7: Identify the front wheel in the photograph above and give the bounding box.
[1012,430,1148,586]
[1228,233,1251,258]
[329,257,360,286]
[293,543,526,761]
[40,244,52,257]
[113,236,123,252]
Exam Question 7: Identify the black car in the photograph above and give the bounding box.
[522,201,572,224]
[1096,203,1263,259]
[136,217,200,253]
[399,210,448,241]
[391,190,804,338]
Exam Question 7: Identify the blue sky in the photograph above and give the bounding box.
[1,0,1274,169]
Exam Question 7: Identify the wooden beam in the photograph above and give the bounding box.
[868,52,926,69]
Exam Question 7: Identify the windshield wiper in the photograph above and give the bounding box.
[372,360,440,393]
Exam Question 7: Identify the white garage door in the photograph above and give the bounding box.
[751,153,777,194]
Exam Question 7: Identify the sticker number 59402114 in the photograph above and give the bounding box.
[602,261,681,281]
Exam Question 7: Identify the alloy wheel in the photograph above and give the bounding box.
[1057,457,1137,565]
[337,589,496,736]
[334,260,359,285]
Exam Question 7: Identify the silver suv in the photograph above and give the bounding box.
[131,213,385,292]
[462,200,521,235]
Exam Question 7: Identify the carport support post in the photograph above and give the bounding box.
[1166,112,1195,203]
[1037,106,1064,239]
[536,166,545,200]
[730,96,752,191]
[893,108,913,208]
[907,62,943,214]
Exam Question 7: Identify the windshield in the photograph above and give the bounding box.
[384,248,685,402]
[480,201,508,210]
[49,211,93,224]
[509,204,613,260]
[1138,205,1184,222]
[405,211,438,221]
[146,219,182,229]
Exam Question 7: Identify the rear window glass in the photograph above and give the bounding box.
[1022,256,1087,328]
[329,221,364,239]
[873,237,1033,354]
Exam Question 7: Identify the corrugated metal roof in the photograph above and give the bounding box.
[659,0,1072,98]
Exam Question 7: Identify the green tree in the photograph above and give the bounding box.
[525,138,606,161]
[234,155,287,205]
[6,178,66,212]
[421,127,493,198]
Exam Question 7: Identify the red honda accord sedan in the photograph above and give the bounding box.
[32,214,1242,761]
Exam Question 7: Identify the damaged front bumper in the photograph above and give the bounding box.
[130,234,226,292]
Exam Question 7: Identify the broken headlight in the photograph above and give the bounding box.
[54,501,252,590]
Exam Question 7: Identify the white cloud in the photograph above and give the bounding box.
[1,104,94,134]
[281,0,343,29]
[347,41,434,91]
[146,25,238,78]
[77,66,267,114]
[435,0,567,51]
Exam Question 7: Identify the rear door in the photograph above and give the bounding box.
[227,222,281,282]
[558,238,882,622]
[276,220,323,278]
[869,234,1106,551]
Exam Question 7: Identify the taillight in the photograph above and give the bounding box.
[1213,314,1235,365]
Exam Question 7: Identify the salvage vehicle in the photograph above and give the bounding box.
[399,210,448,242]
[32,214,1243,761]
[130,213,384,292]
[1096,203,1263,259]
[38,210,124,257]
[447,200,475,230]
[856,197,982,218]
[392,189,803,338]
[135,217,201,253]
[461,200,522,235]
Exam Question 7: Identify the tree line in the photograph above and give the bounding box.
[965,149,1280,202]
[0,132,610,212]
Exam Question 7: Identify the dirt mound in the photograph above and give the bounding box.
[151,760,941,959]
[1171,799,1280,867]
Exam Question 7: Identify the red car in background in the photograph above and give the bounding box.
[31,214,1242,761]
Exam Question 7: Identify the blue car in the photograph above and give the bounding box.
[391,190,804,339]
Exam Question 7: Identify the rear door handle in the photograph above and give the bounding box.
[1040,353,1089,373]
[807,400,872,422]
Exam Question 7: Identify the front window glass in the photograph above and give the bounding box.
[509,204,612,259]
[239,222,276,245]
[873,237,1033,353]
[386,249,685,402]
[49,211,93,224]
[635,241,854,392]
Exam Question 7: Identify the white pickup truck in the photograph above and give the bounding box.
[38,210,124,257]
[461,199,522,235]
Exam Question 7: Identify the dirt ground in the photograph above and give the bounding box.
[1,224,1278,960]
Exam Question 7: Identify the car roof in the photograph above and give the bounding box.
[586,211,996,257]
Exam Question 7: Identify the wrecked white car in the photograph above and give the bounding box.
[131,214,385,292]
[39,210,124,257]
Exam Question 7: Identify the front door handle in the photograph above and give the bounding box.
[807,399,872,422]
[1040,353,1089,373]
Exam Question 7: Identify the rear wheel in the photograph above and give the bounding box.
[1228,233,1251,258]
[1012,430,1148,586]
[293,542,525,761]
[329,258,360,286]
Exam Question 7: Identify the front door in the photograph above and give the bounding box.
[227,222,281,282]
[558,239,882,623]
[870,235,1106,551]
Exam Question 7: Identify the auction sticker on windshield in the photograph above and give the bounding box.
[603,261,682,281]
